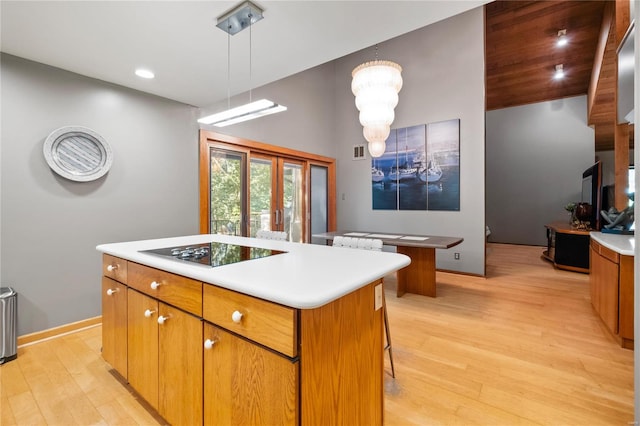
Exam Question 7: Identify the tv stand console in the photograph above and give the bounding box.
[542,221,590,273]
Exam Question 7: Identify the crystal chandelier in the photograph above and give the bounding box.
[351,58,403,157]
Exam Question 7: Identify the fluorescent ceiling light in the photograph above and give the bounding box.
[197,2,287,127]
[135,69,155,79]
[197,99,287,127]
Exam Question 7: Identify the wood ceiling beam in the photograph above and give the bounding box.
[615,0,631,46]
[587,1,614,124]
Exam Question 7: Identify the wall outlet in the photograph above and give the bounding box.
[454,252,460,260]
[374,284,382,310]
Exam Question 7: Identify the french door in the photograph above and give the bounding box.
[200,131,335,243]
[249,156,305,241]
[207,147,248,236]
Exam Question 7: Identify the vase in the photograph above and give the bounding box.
[575,202,592,222]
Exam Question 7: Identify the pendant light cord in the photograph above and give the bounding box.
[227,25,231,109]
[249,12,253,103]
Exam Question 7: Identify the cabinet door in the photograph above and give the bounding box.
[203,323,298,426]
[158,303,203,426]
[127,289,158,409]
[101,277,127,378]
[618,255,634,342]
[592,250,619,334]
[589,247,600,309]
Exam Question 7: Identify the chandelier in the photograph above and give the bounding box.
[351,58,403,157]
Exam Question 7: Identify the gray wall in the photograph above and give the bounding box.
[199,62,338,159]
[333,7,486,275]
[208,7,487,275]
[486,95,595,246]
[0,5,489,335]
[1,54,199,335]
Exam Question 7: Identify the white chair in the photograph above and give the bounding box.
[332,237,395,378]
[256,230,287,241]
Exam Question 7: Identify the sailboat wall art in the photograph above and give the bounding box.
[372,119,460,211]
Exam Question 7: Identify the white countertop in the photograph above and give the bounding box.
[97,234,411,309]
[590,232,635,256]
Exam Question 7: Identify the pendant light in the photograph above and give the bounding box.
[351,46,403,157]
[198,1,286,127]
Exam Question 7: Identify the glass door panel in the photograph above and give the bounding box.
[280,160,305,243]
[201,133,334,242]
[209,148,246,236]
[310,165,329,244]
[249,157,275,237]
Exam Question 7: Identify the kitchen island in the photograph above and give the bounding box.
[97,234,410,426]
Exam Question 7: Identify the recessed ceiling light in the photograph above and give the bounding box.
[557,29,568,47]
[135,69,155,79]
[554,64,565,79]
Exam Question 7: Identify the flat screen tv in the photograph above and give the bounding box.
[580,161,602,230]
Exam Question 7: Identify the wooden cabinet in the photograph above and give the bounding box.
[590,239,634,349]
[203,285,297,357]
[104,254,128,283]
[300,280,383,425]
[101,255,384,425]
[158,303,203,426]
[101,276,128,378]
[128,262,203,316]
[203,323,298,425]
[126,282,203,426]
[543,222,590,273]
[127,289,158,409]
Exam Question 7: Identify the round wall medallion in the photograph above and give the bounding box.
[43,126,113,182]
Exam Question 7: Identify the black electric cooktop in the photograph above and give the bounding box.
[140,242,285,267]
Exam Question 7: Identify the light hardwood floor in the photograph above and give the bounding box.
[1,243,634,425]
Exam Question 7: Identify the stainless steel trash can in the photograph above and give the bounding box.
[0,287,17,364]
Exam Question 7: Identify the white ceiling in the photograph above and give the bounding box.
[1,1,488,108]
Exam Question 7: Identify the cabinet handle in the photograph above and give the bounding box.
[231,310,243,323]
[157,315,170,324]
[107,264,118,272]
[144,309,156,318]
[106,288,118,296]
[204,338,217,350]
[150,281,161,290]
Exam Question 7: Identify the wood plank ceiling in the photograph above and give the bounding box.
[485,0,629,152]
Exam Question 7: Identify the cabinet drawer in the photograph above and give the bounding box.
[128,262,202,316]
[591,240,619,264]
[203,285,297,358]
[103,254,128,284]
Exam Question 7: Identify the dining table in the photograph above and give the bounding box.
[312,230,463,297]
